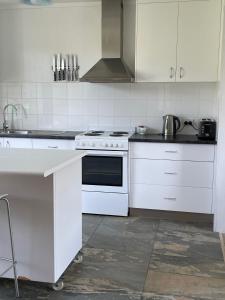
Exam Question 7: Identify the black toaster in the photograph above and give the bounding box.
[198,119,216,140]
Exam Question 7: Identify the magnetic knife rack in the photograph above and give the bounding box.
[52,54,80,82]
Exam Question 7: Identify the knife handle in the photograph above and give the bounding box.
[54,71,57,82]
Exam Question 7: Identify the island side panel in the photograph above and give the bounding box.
[53,159,82,282]
[0,174,55,283]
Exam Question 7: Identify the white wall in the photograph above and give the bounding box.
[214,8,225,233]
[0,81,219,133]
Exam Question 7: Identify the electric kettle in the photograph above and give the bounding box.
[162,115,181,136]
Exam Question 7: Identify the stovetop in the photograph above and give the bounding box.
[78,130,132,138]
[75,130,133,151]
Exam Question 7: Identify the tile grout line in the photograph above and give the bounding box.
[219,233,225,264]
[141,220,160,298]
[83,215,105,247]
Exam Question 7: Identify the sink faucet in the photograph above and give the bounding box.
[3,104,18,133]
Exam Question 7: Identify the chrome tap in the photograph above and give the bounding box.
[3,104,18,133]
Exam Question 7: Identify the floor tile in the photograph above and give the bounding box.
[87,216,159,257]
[159,220,213,234]
[0,279,51,299]
[82,214,103,245]
[62,247,149,294]
[144,271,225,300]
[150,221,225,278]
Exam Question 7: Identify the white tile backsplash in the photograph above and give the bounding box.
[0,82,219,133]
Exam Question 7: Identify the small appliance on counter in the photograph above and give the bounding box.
[135,125,149,135]
[198,119,216,140]
[162,115,181,136]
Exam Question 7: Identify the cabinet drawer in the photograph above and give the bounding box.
[130,184,212,214]
[130,142,215,162]
[131,159,213,188]
[32,139,75,150]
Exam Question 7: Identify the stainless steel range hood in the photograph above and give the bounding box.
[80,0,134,83]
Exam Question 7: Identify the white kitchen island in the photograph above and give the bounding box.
[0,148,86,287]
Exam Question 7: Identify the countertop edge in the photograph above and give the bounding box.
[0,131,82,140]
[44,150,86,177]
[129,133,217,145]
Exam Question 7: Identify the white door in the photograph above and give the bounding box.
[136,2,178,82]
[177,0,222,82]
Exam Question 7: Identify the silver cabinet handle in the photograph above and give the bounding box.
[169,67,175,79]
[180,67,184,79]
[165,150,178,153]
[164,197,177,201]
[48,146,58,149]
[164,172,177,175]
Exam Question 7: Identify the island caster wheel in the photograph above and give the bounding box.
[52,280,64,291]
[73,252,83,264]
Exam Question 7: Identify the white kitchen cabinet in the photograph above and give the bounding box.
[0,138,4,149]
[129,142,215,213]
[136,1,178,82]
[3,138,33,149]
[130,184,212,214]
[131,159,213,188]
[32,139,75,150]
[176,0,222,82]
[130,142,215,162]
[135,0,222,82]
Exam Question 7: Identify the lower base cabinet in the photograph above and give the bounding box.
[130,184,212,214]
[129,142,215,214]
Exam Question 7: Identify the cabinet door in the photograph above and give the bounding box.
[136,2,178,82]
[13,138,33,149]
[3,138,33,149]
[177,0,222,82]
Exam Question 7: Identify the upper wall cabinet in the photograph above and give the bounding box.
[0,1,102,82]
[135,0,223,82]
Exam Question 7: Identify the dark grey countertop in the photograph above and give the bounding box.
[129,133,217,145]
[0,130,82,140]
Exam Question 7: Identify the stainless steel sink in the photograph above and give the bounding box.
[12,130,30,135]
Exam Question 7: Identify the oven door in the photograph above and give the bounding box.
[82,150,128,194]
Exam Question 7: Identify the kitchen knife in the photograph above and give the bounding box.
[56,53,61,81]
[52,54,57,81]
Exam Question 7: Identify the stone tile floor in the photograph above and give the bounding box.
[1,215,225,299]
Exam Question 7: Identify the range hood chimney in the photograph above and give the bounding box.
[80,0,134,83]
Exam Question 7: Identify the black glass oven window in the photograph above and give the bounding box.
[82,156,123,186]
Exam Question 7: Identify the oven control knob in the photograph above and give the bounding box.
[82,142,85,147]
[105,143,108,147]
[116,144,119,148]
[110,143,113,147]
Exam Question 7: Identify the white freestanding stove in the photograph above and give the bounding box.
[75,131,132,216]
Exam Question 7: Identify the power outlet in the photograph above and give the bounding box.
[184,120,193,126]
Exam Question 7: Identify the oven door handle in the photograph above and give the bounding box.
[84,150,128,157]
